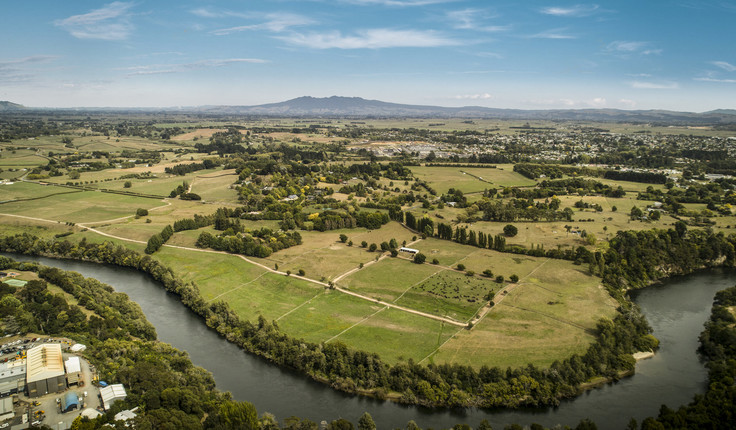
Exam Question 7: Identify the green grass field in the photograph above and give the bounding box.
[410,165,536,194]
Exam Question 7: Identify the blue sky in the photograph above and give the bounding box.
[1,1,735,111]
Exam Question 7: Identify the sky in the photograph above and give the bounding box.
[1,1,735,111]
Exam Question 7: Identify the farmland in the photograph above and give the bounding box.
[1,113,734,374]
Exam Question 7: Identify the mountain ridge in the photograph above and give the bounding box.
[2,97,735,124]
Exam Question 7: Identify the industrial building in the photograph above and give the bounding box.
[25,344,66,397]
[0,359,26,397]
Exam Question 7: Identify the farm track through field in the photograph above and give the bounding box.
[0,212,468,328]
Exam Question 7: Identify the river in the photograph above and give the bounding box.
[5,254,731,429]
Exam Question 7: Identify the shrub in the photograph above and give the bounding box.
[413,253,426,264]
[503,224,518,237]
[510,274,519,283]
[495,275,505,283]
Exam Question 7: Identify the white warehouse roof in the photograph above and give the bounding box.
[100,384,127,410]
[26,344,64,384]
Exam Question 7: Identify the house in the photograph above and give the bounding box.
[399,247,419,255]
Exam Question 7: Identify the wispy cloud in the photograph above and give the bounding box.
[607,41,661,55]
[527,28,576,39]
[212,13,316,36]
[0,56,58,85]
[123,58,268,76]
[446,9,510,32]
[712,61,736,72]
[341,0,454,6]
[695,77,736,84]
[452,93,493,100]
[55,2,135,40]
[277,29,461,49]
[0,56,58,67]
[630,80,679,89]
[540,4,600,17]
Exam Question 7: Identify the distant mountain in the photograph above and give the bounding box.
[198,96,736,125]
[0,101,25,111]
[2,97,735,125]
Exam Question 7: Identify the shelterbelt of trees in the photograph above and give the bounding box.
[1,223,731,412]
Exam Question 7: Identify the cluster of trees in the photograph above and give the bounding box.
[535,178,626,198]
[0,255,155,342]
[196,229,302,258]
[145,225,174,254]
[174,214,215,231]
[514,163,666,185]
[475,198,574,222]
[164,158,221,176]
[306,210,390,232]
[597,224,736,293]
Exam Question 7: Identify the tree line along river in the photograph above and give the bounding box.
[5,253,731,430]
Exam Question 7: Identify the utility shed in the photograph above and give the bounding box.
[62,392,80,413]
[26,344,66,397]
[100,384,127,410]
[65,356,82,385]
[0,359,26,396]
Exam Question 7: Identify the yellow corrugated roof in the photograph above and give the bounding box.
[26,344,65,384]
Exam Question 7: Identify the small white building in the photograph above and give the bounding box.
[100,384,127,410]
[65,356,82,385]
[399,247,419,255]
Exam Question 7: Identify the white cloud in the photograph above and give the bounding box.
[452,93,493,100]
[618,99,637,108]
[212,13,316,35]
[190,8,224,18]
[447,9,510,32]
[711,61,736,72]
[540,4,600,17]
[590,97,607,107]
[277,29,461,49]
[55,2,135,40]
[695,77,736,83]
[527,28,576,39]
[124,58,268,76]
[630,81,679,89]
